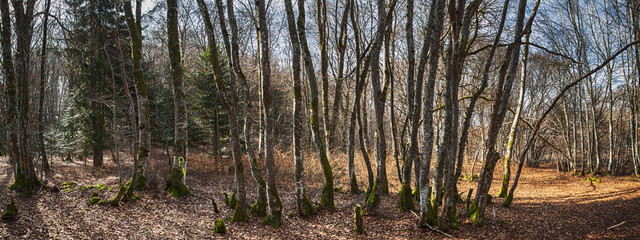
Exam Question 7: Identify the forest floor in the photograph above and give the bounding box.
[0,150,639,239]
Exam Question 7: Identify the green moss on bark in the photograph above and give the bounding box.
[213,219,227,233]
[502,193,513,207]
[364,181,381,213]
[354,204,363,234]
[231,203,248,223]
[229,192,238,209]
[297,191,314,217]
[250,200,266,217]
[167,167,190,197]
[320,184,336,210]
[396,183,414,212]
[1,199,17,220]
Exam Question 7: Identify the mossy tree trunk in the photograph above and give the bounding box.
[346,0,365,194]
[365,0,395,212]
[498,33,529,199]
[296,0,335,210]
[122,0,149,192]
[110,0,140,205]
[3,0,43,195]
[418,0,445,226]
[284,0,314,217]
[256,0,283,227]
[167,0,190,197]
[328,0,350,148]
[473,0,534,226]
[202,0,249,222]
[0,0,19,189]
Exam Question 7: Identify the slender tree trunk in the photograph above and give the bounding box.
[365,0,396,212]
[346,0,362,193]
[284,0,314,217]
[122,0,150,192]
[256,0,283,227]
[38,0,51,177]
[206,0,248,221]
[328,0,351,148]
[297,0,335,210]
[110,0,139,205]
[498,32,529,199]
[418,0,445,226]
[472,0,535,226]
[316,0,330,153]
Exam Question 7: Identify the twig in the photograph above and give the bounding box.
[410,210,455,238]
[607,221,626,230]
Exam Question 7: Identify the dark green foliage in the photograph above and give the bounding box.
[1,199,17,220]
[354,204,363,234]
[213,219,227,234]
[57,0,128,162]
[487,194,493,204]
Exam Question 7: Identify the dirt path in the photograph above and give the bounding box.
[0,155,638,239]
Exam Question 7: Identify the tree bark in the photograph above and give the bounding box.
[167,0,190,197]
[297,0,335,210]
[284,0,314,216]
[256,0,283,227]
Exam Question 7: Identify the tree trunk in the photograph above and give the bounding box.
[297,0,335,210]
[167,0,190,197]
[38,0,52,177]
[284,0,314,217]
[207,0,248,222]
[123,0,149,192]
[365,0,396,212]
[498,32,529,199]
[256,0,283,227]
[472,0,534,226]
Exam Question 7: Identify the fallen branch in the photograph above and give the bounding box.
[607,221,625,230]
[410,210,455,238]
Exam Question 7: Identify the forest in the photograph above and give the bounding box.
[0,0,639,238]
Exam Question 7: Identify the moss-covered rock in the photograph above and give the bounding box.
[354,204,363,234]
[213,219,227,234]
[81,184,108,193]
[1,199,17,220]
[396,183,415,212]
[88,196,102,205]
